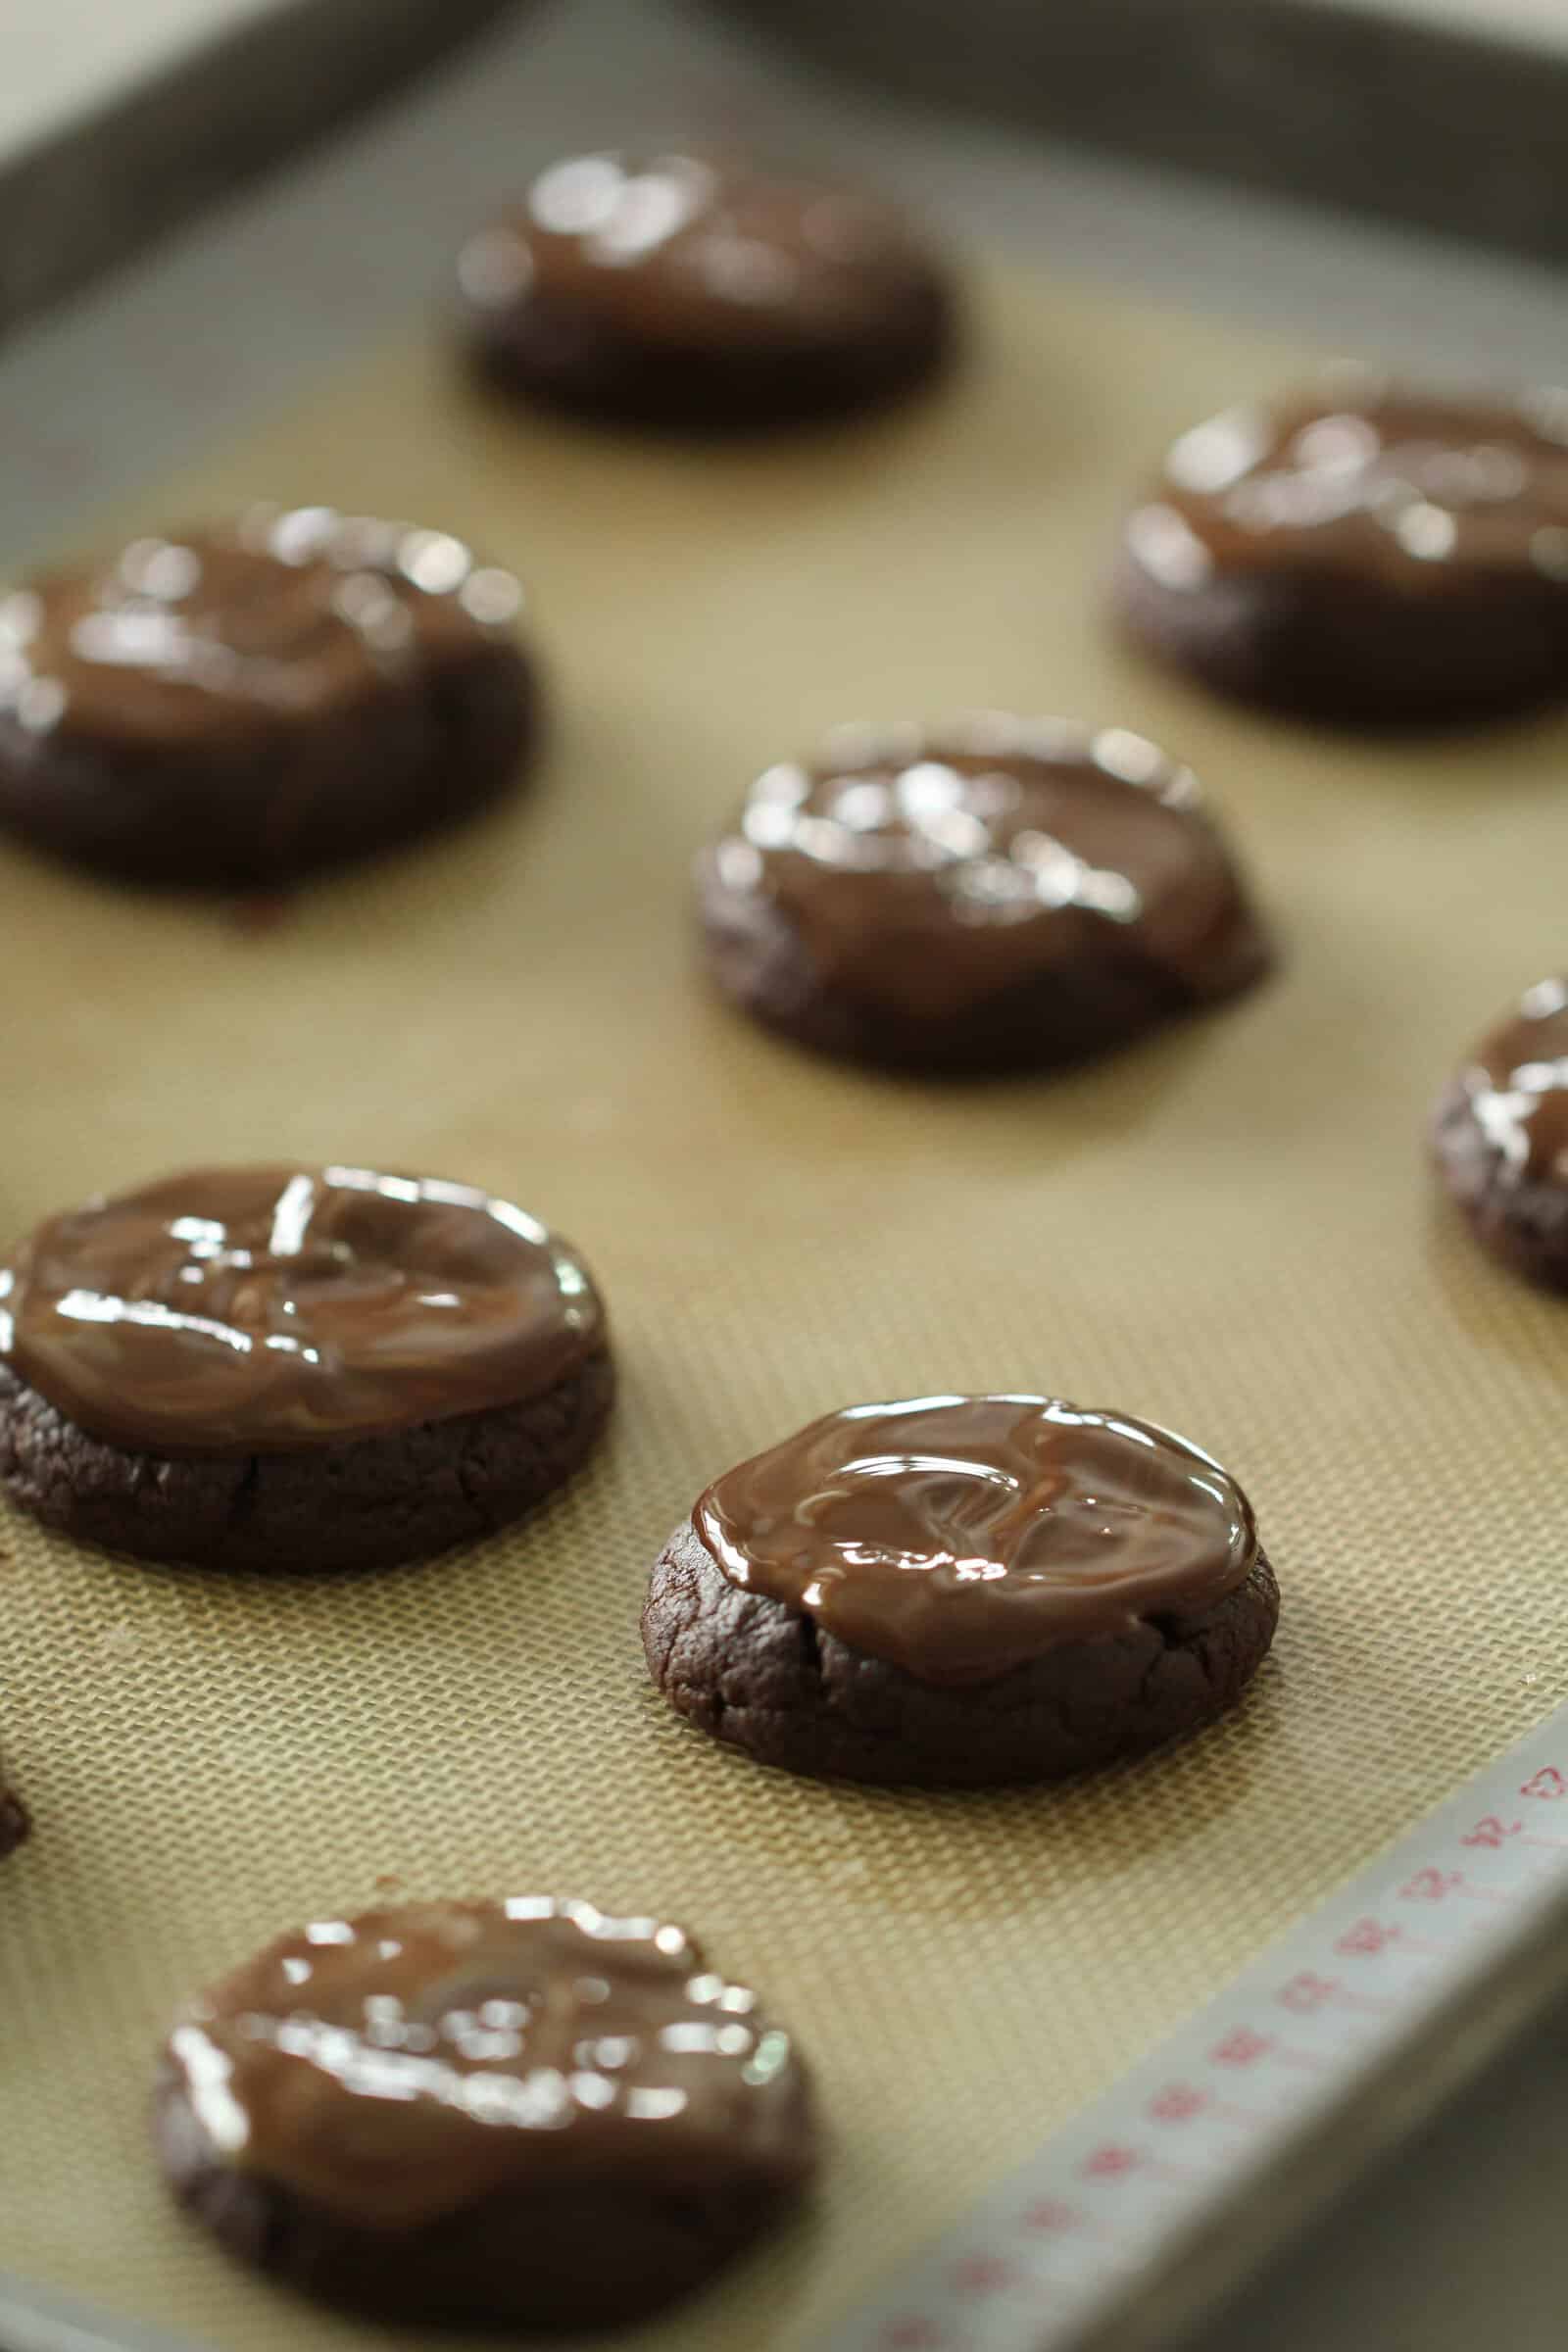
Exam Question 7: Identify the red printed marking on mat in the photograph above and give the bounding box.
[1397,1869,1516,1907]
[1148,2083,1207,2123]
[950,2255,1019,2298]
[1021,2198,1111,2240]
[1337,1918,1396,1953]
[835,1737,1568,2352]
[1278,1973,1339,2013]
[1210,2028,1272,2068]
[1338,1915,1445,1956]
[1400,1870,1461,1901]
[879,2319,951,2350]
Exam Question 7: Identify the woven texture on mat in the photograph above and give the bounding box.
[4,261,1568,2352]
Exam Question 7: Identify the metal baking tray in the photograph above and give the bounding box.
[9,0,1568,346]
[0,0,513,333]
[5,7,1568,2350]
[714,0,1568,267]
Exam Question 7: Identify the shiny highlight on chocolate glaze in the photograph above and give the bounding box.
[1450,976,1568,1185]
[0,508,524,750]
[1126,379,1568,596]
[164,1897,812,2228]
[0,1166,605,1455]
[696,1394,1257,1686]
[704,713,1264,1020]
[459,144,942,351]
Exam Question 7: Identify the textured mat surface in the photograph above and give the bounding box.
[4,262,1568,2350]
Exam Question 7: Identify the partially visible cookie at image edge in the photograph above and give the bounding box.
[0,1163,612,1573]
[0,508,537,888]
[1114,380,1568,724]
[1433,975,1568,1290]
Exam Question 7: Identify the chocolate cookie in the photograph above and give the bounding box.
[696,715,1269,1072]
[0,1165,612,1573]
[1432,976,1568,1289]
[644,1395,1278,1787]
[156,1894,815,2328]
[459,145,954,433]
[1114,380,1568,724]
[0,509,536,888]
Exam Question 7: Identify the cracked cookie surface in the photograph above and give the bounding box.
[0,1353,612,1575]
[643,1396,1278,1786]
[0,1165,612,1572]
[644,1519,1278,1787]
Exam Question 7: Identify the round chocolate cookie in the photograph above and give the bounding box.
[644,1394,1279,1787]
[1114,380,1568,724]
[1432,975,1568,1289]
[0,1165,612,1573]
[156,1893,815,2328]
[696,715,1270,1072]
[0,508,536,888]
[458,145,954,432]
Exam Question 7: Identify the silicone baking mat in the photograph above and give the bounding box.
[4,258,1568,2352]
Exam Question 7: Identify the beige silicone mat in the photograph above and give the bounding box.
[5,258,1568,2352]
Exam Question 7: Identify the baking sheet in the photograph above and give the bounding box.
[3,258,1568,2352]
[11,0,1568,335]
[716,0,1568,268]
[0,0,513,333]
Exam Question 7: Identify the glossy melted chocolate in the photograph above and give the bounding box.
[1450,977,1568,1185]
[0,1166,605,1455]
[459,145,942,352]
[1126,382,1568,597]
[164,1897,812,2228]
[703,715,1264,1019]
[0,508,525,752]
[696,1395,1257,1686]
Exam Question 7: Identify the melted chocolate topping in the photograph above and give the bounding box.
[703,715,1264,1019]
[1126,381,1568,597]
[0,1166,605,1455]
[1451,977,1568,1185]
[165,1897,812,2227]
[459,146,942,352]
[696,1395,1257,1686]
[0,509,525,752]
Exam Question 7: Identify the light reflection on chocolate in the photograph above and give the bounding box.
[1127,383,1568,595]
[702,713,1262,1020]
[0,1166,605,1455]
[696,1394,1258,1686]
[459,145,943,352]
[0,510,525,750]
[164,1896,812,2228]
[1449,977,1568,1185]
